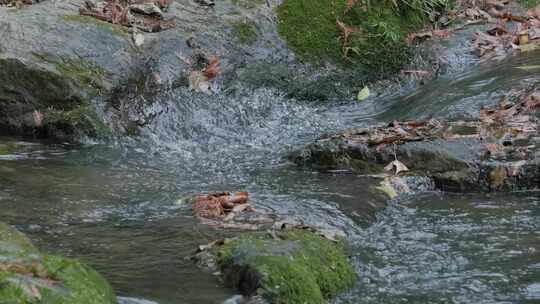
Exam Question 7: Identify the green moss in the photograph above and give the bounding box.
[43,106,109,140]
[231,0,265,9]
[253,255,323,303]
[41,256,116,304]
[0,55,109,141]
[0,272,33,304]
[60,15,128,37]
[277,0,449,74]
[280,230,356,298]
[0,223,38,256]
[0,223,116,304]
[518,0,539,8]
[0,256,115,304]
[0,58,82,110]
[55,58,106,97]
[277,0,342,63]
[215,230,356,303]
[31,53,106,97]
[232,20,258,44]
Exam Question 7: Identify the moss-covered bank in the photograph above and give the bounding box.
[213,230,356,304]
[277,0,451,74]
[0,222,116,304]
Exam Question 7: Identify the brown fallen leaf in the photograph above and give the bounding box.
[202,56,221,80]
[192,192,251,221]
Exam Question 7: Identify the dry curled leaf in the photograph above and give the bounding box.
[202,56,221,80]
[192,192,251,221]
[384,160,409,175]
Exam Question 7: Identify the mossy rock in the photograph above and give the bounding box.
[0,222,38,256]
[0,223,116,304]
[0,58,83,110]
[0,55,109,141]
[214,230,356,304]
[32,53,107,97]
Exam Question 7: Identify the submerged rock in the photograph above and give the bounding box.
[0,222,116,304]
[292,90,540,192]
[194,230,356,304]
[183,192,348,241]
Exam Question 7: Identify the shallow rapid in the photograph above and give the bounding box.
[341,192,540,303]
[0,51,539,303]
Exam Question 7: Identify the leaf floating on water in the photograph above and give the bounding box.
[357,86,370,101]
[384,160,409,175]
[516,65,540,71]
[375,183,398,199]
[518,43,540,52]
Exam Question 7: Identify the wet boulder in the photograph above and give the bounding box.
[196,230,356,304]
[292,90,540,192]
[0,222,116,304]
[0,0,290,141]
[0,0,124,141]
[182,192,348,241]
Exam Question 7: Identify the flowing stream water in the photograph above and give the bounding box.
[0,51,539,303]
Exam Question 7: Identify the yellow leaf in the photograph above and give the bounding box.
[517,65,540,71]
[518,43,540,52]
[357,86,370,101]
